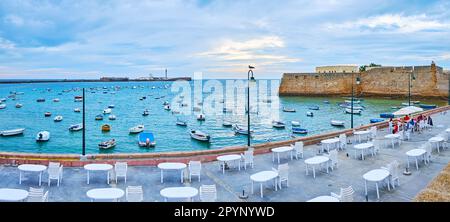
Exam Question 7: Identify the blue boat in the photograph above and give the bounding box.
[380,113,395,118]
[419,104,437,109]
[138,132,156,147]
[370,118,385,123]
[292,127,308,134]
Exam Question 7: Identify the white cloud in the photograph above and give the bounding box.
[327,14,449,33]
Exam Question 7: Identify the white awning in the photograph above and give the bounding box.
[392,106,424,116]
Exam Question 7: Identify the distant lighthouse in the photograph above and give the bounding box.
[165,69,167,79]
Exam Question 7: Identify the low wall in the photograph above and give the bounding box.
[1,105,449,167]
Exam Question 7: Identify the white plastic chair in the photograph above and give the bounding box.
[199,184,217,202]
[27,187,48,202]
[114,162,128,184]
[424,142,433,164]
[47,162,63,186]
[381,160,400,189]
[325,149,338,170]
[371,139,381,156]
[291,141,304,159]
[126,186,143,202]
[241,151,254,169]
[339,134,347,150]
[272,163,289,189]
[189,161,202,182]
[330,186,354,202]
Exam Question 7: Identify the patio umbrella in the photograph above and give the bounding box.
[392,106,424,116]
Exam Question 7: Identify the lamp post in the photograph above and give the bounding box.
[82,88,86,156]
[351,74,361,129]
[247,65,255,148]
[408,67,416,106]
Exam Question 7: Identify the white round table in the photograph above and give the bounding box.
[307,195,339,202]
[363,169,390,199]
[354,130,371,143]
[304,156,330,178]
[18,164,47,186]
[428,136,444,153]
[271,146,294,164]
[321,138,340,152]
[87,188,124,202]
[353,142,374,160]
[406,149,427,170]
[84,164,113,184]
[160,187,198,202]
[157,162,187,183]
[217,154,241,174]
[250,171,279,198]
[384,134,401,148]
[0,188,29,202]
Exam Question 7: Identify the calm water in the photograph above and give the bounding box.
[0,80,445,154]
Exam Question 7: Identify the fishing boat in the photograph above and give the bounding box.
[233,124,252,135]
[95,115,103,120]
[142,110,149,116]
[176,119,187,126]
[272,121,286,128]
[291,121,301,126]
[308,105,319,110]
[341,104,364,110]
[0,104,6,109]
[330,120,345,127]
[379,113,395,118]
[0,128,25,136]
[54,115,63,122]
[189,130,210,142]
[53,98,60,102]
[292,127,308,134]
[419,104,437,109]
[74,108,81,112]
[370,118,385,123]
[69,124,83,131]
[306,111,314,117]
[282,107,296,112]
[391,106,400,109]
[164,105,171,111]
[197,114,206,121]
[101,124,111,132]
[413,101,421,104]
[15,103,22,108]
[345,108,361,114]
[222,120,233,127]
[103,108,112,114]
[138,132,156,147]
[129,125,145,134]
[44,112,52,117]
[108,105,115,108]
[0,98,6,102]
[37,98,45,102]
[98,139,116,149]
[108,115,116,120]
[36,131,50,142]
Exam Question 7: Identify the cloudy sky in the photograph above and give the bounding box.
[0,0,449,79]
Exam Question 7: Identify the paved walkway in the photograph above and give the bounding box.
[0,112,449,202]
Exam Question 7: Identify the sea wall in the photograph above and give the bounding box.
[279,65,449,99]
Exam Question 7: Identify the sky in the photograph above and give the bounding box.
[0,0,449,79]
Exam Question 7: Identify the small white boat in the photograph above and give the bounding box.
[0,98,6,102]
[283,107,296,112]
[138,132,156,147]
[54,115,63,122]
[45,112,52,117]
[98,139,116,149]
[36,131,50,142]
[69,124,83,131]
[291,121,301,126]
[103,108,112,114]
[74,108,81,112]
[0,128,25,136]
[37,98,45,102]
[0,104,6,109]
[176,119,187,126]
[95,114,103,120]
[53,98,60,102]
[345,108,362,114]
[108,115,116,120]
[345,100,360,104]
[233,124,252,135]
[306,111,314,117]
[108,105,115,108]
[222,120,233,127]
[331,120,345,127]
[129,125,145,134]
[74,96,83,102]
[142,110,149,116]
[164,105,171,111]
[272,121,286,128]
[189,130,210,142]
[197,114,206,121]
[15,103,22,108]
[401,102,410,106]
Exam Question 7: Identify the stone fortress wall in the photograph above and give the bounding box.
[279,62,449,99]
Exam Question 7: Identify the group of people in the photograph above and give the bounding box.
[388,114,433,134]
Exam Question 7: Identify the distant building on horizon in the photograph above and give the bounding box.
[100,77,129,81]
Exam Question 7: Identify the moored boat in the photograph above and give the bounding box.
[108,105,115,108]
[306,111,314,117]
[53,98,60,102]
[95,114,103,120]
[282,107,296,112]
[138,132,156,147]
[345,100,361,104]
[176,119,187,126]
[0,104,6,109]
[222,120,233,127]
[142,110,150,116]
[74,108,81,112]
[291,121,301,126]
[164,105,171,111]
[103,108,112,114]
[345,108,361,114]
[36,131,50,142]
[54,115,63,122]
[108,115,116,120]
[74,96,83,102]
[37,98,45,102]
[292,127,308,134]
[419,104,437,109]
[197,113,206,121]
[308,105,320,110]
[102,124,111,132]
[15,103,22,108]
[370,118,385,123]
[189,130,210,142]
[330,120,345,127]
[69,124,83,131]
[379,113,395,118]
[98,139,116,149]
[45,112,52,117]
[272,120,286,128]
[233,124,252,135]
[0,128,25,136]
[129,125,145,134]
